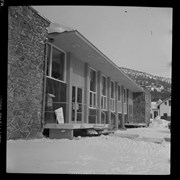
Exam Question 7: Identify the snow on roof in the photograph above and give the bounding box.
[151,102,157,109]
[48,23,74,34]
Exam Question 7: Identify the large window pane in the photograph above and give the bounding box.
[118,85,121,101]
[93,94,96,107]
[45,77,67,123]
[52,47,65,81]
[77,88,82,103]
[72,86,76,102]
[111,81,114,99]
[124,89,126,103]
[46,44,51,76]
[104,97,106,109]
[90,69,96,92]
[101,76,106,96]
[90,92,92,107]
[101,96,103,109]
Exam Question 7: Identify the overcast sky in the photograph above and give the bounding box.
[33,6,172,78]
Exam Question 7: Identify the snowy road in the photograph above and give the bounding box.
[7,127,170,174]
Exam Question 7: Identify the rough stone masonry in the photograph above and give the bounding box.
[7,6,50,139]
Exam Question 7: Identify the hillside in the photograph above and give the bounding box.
[119,67,171,101]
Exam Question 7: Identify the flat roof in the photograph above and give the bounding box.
[48,30,144,92]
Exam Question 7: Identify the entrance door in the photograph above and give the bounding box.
[71,86,83,123]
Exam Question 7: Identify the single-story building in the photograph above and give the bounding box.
[7,6,151,140]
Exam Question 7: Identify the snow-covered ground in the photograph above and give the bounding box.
[7,122,170,174]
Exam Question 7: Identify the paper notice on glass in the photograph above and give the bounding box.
[55,107,64,124]
[47,97,53,107]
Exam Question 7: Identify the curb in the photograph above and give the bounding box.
[136,137,164,144]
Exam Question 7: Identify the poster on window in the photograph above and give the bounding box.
[55,107,64,124]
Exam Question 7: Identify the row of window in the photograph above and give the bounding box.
[89,68,128,111]
[46,43,129,112]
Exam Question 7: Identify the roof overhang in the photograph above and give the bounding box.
[47,30,144,92]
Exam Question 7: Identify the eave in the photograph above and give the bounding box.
[47,30,144,92]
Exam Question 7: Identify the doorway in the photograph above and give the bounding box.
[71,86,84,123]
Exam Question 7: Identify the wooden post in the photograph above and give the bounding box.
[66,52,72,124]
[107,77,111,128]
[121,85,125,129]
[42,43,48,127]
[127,89,129,124]
[84,63,89,123]
[115,82,118,130]
[97,71,101,124]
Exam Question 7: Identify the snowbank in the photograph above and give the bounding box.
[149,117,169,128]
[7,127,170,174]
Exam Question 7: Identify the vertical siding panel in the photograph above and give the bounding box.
[84,63,89,123]
[97,71,101,124]
[121,85,125,128]
[115,82,118,130]
[107,77,111,127]
[66,52,72,123]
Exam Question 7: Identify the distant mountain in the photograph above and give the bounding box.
[119,67,171,101]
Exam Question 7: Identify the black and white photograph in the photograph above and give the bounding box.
[5,5,172,174]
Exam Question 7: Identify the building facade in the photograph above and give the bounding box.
[7,6,50,139]
[150,102,159,119]
[150,97,171,121]
[131,88,151,126]
[7,6,150,140]
[157,97,171,121]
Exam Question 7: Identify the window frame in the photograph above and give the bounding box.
[169,100,171,106]
[46,42,66,83]
[124,88,126,103]
[118,85,121,102]
[89,67,97,109]
[110,80,115,112]
[101,74,107,110]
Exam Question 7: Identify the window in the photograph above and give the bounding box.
[101,76,107,110]
[52,47,65,81]
[126,89,128,102]
[101,76,106,96]
[129,105,132,115]
[46,43,66,82]
[111,81,114,99]
[169,100,171,106]
[124,89,126,103]
[163,113,167,117]
[89,69,97,108]
[165,102,167,105]
[110,81,115,111]
[46,44,51,76]
[118,85,121,101]
[90,69,96,92]
[117,85,122,112]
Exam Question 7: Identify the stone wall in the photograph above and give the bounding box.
[7,6,50,139]
[133,88,151,125]
[144,88,151,125]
